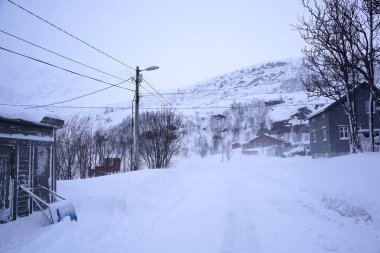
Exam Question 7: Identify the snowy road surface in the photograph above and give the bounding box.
[1,154,380,253]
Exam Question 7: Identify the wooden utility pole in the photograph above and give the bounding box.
[133,66,140,170]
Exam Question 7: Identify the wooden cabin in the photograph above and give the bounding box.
[0,115,63,223]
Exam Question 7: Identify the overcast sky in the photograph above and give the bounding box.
[0,0,305,92]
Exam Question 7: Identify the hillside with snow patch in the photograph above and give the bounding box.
[145,58,327,124]
[1,58,328,128]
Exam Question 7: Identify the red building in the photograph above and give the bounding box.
[89,158,121,177]
[231,143,241,149]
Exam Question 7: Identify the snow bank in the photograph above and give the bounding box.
[1,153,380,253]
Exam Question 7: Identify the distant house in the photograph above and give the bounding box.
[0,115,64,223]
[231,143,241,149]
[242,135,284,149]
[89,158,121,177]
[308,85,380,158]
[241,135,285,156]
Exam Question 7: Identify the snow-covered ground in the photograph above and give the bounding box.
[1,153,380,253]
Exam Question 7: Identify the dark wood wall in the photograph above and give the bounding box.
[0,118,55,223]
[310,87,380,158]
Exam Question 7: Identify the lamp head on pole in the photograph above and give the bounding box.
[144,65,159,71]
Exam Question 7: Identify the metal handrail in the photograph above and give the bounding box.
[30,185,65,201]
[19,185,55,224]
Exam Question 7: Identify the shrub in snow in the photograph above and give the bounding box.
[281,145,306,157]
[322,197,372,222]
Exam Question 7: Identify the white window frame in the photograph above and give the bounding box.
[312,130,317,143]
[321,127,327,141]
[339,126,349,140]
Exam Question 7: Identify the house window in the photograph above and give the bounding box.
[109,159,114,166]
[322,127,327,141]
[322,113,325,119]
[312,130,316,143]
[339,126,349,140]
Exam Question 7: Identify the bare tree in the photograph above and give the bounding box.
[56,116,81,180]
[295,0,363,153]
[346,0,380,151]
[139,110,184,169]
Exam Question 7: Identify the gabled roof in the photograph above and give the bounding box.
[250,134,284,143]
[308,85,380,120]
[40,117,64,129]
[0,115,64,129]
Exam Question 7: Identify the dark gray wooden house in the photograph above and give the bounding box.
[0,115,64,223]
[308,85,380,158]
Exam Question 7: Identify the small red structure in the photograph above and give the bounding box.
[89,158,121,177]
[231,143,241,149]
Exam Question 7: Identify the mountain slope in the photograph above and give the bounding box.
[0,58,327,126]
[149,58,326,123]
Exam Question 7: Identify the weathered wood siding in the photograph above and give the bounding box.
[17,143,31,217]
[0,118,52,137]
[0,145,15,223]
[0,117,56,222]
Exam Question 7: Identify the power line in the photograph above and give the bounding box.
[25,77,134,109]
[0,102,326,110]
[0,46,134,92]
[139,83,196,126]
[0,103,128,110]
[140,79,304,96]
[140,79,196,124]
[139,84,168,107]
[7,0,135,71]
[142,96,307,101]
[142,91,306,97]
[142,79,175,108]
[0,29,133,82]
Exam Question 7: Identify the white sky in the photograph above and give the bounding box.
[0,0,305,92]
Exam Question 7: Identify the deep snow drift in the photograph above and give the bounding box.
[1,153,380,253]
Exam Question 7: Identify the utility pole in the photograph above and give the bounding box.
[133,66,140,171]
[130,96,134,171]
[131,65,159,171]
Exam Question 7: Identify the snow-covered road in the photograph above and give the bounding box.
[1,154,380,253]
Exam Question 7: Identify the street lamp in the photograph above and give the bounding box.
[143,65,159,71]
[132,65,159,171]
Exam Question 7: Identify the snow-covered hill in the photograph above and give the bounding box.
[0,58,328,126]
[143,58,327,123]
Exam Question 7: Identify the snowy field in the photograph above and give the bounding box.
[1,153,380,253]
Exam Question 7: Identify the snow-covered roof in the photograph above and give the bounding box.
[0,110,63,124]
[308,84,380,119]
[0,112,64,128]
[307,103,331,119]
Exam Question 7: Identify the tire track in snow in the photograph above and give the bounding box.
[220,175,260,253]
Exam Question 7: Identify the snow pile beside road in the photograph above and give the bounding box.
[1,153,380,253]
